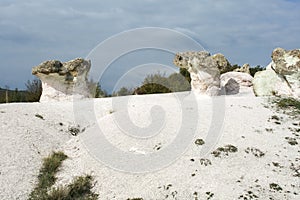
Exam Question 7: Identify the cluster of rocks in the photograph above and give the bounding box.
[173,51,253,96]
[32,48,299,102]
[253,48,300,98]
[173,48,299,98]
[32,58,91,102]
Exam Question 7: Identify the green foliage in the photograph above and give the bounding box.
[179,68,191,83]
[249,65,264,77]
[274,98,300,113]
[220,64,240,74]
[29,151,68,199]
[88,80,107,98]
[134,83,172,95]
[113,87,134,96]
[48,175,98,200]
[29,151,98,200]
[0,87,28,103]
[133,71,190,95]
[167,73,191,92]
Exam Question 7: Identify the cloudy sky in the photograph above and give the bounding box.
[0,0,299,91]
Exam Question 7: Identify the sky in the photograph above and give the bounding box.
[0,0,300,92]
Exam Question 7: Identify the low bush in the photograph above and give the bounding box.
[29,151,98,200]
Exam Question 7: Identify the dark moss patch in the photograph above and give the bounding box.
[285,137,298,145]
[245,147,265,158]
[195,139,205,146]
[212,144,238,157]
[200,158,212,166]
[269,183,283,191]
[68,125,81,136]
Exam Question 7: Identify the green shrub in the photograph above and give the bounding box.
[249,65,264,77]
[48,175,98,200]
[29,151,98,200]
[274,98,300,111]
[134,83,172,95]
[29,152,68,199]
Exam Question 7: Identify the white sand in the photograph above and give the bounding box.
[0,90,299,199]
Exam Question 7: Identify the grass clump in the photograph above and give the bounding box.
[29,151,98,200]
[274,98,300,114]
[48,175,98,200]
[29,151,68,199]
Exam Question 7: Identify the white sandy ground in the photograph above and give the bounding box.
[0,89,299,199]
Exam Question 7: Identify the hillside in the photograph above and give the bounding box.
[0,91,299,199]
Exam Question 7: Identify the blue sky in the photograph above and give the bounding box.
[0,0,300,91]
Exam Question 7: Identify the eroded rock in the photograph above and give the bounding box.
[211,53,232,73]
[32,58,91,102]
[223,78,240,95]
[253,48,300,98]
[173,51,221,95]
[253,69,293,97]
[221,72,253,87]
[234,63,251,74]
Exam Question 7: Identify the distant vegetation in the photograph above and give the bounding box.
[112,70,191,96]
[0,64,264,102]
[249,65,264,77]
[220,64,264,77]
[0,79,42,103]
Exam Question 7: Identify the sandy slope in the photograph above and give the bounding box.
[0,91,299,200]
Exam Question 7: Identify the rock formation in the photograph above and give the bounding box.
[173,51,221,95]
[223,78,240,95]
[234,63,251,74]
[32,58,91,102]
[253,48,300,98]
[221,72,253,87]
[211,53,232,73]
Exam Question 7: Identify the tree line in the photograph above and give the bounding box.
[0,79,42,103]
[0,64,264,103]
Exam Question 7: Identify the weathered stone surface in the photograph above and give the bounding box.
[211,53,231,73]
[173,51,220,95]
[271,48,300,75]
[221,72,253,87]
[252,69,293,97]
[223,78,240,95]
[234,63,251,74]
[253,48,300,98]
[32,58,91,102]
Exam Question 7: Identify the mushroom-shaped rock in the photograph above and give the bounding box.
[173,51,221,96]
[32,58,91,102]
